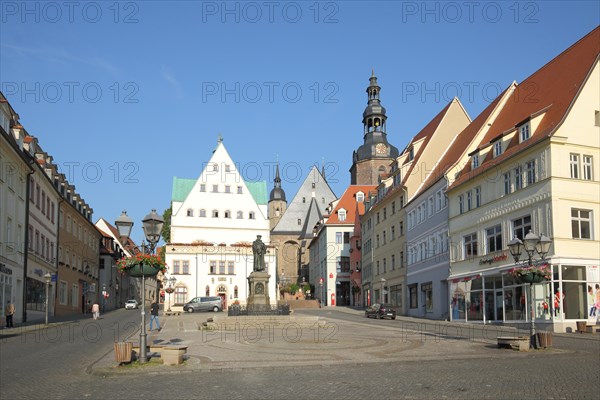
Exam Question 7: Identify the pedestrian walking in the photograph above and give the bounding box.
[5,302,15,328]
[149,301,161,331]
[92,302,100,320]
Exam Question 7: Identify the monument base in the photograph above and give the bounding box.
[247,271,270,313]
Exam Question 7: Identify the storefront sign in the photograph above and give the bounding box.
[479,254,508,265]
[0,263,12,275]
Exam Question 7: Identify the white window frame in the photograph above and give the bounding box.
[583,155,593,180]
[519,123,530,142]
[570,154,580,179]
[571,209,592,240]
[493,141,502,157]
[472,154,479,169]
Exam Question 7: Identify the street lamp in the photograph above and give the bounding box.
[165,276,177,312]
[115,209,164,363]
[44,272,52,325]
[380,278,386,304]
[508,230,552,349]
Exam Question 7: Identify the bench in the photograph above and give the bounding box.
[586,324,600,334]
[497,336,530,352]
[128,342,188,365]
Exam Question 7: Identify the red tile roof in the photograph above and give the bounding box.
[450,26,600,190]
[414,88,509,199]
[326,185,377,225]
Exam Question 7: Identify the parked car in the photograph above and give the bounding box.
[125,299,139,310]
[183,296,223,313]
[365,303,396,320]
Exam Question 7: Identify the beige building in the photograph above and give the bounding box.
[447,27,599,332]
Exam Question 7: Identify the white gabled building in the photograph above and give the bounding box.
[165,137,276,309]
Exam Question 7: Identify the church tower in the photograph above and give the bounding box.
[350,71,399,185]
[268,162,287,230]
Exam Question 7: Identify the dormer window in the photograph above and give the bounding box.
[356,192,364,202]
[338,209,347,222]
[408,147,414,161]
[519,123,531,142]
[472,154,480,169]
[493,141,502,158]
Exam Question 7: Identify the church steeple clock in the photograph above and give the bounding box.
[350,71,399,185]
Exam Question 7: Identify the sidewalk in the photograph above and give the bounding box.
[88,310,557,376]
[0,309,117,337]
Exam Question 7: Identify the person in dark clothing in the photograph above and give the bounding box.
[149,301,161,331]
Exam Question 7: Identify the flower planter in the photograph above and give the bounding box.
[126,263,162,277]
[516,273,546,285]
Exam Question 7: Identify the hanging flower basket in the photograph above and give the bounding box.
[117,254,167,277]
[509,264,551,284]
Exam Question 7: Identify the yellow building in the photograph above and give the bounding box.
[447,27,599,332]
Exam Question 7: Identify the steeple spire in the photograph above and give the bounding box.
[269,160,286,202]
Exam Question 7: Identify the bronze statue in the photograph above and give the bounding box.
[252,235,266,272]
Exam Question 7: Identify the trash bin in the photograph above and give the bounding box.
[114,342,133,363]
[536,332,553,348]
[576,321,587,333]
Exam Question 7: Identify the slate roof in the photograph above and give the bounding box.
[271,165,337,234]
[449,26,600,190]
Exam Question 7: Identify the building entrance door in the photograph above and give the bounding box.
[495,289,504,321]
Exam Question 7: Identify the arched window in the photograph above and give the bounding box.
[205,285,210,296]
[249,212,255,219]
[224,210,231,218]
[187,209,194,217]
[212,210,219,218]
[236,211,243,219]
[199,209,206,217]
[174,285,188,305]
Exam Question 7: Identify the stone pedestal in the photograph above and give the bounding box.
[247,271,271,313]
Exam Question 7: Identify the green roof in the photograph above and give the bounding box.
[245,180,268,205]
[171,177,267,205]
[172,177,196,202]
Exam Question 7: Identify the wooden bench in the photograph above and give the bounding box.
[497,336,530,352]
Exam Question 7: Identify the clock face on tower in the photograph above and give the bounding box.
[375,143,387,155]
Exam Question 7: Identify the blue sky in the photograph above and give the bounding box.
[1,1,598,244]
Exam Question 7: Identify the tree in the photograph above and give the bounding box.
[162,205,172,243]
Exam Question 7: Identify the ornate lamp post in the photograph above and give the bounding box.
[165,276,176,312]
[115,210,164,363]
[44,272,52,325]
[508,230,552,349]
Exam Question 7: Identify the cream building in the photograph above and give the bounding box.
[447,27,599,332]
